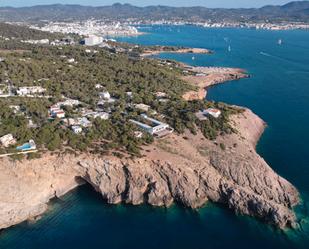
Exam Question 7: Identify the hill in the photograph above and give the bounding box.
[0,1,308,23]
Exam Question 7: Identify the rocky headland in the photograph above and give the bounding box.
[182,66,248,101]
[141,47,212,57]
[0,108,299,230]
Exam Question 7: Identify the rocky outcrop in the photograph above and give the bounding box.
[0,109,299,230]
[181,67,249,101]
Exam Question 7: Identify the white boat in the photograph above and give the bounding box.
[278,39,283,45]
[228,45,231,52]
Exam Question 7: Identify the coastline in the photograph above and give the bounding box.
[181,65,248,101]
[140,47,212,57]
[0,70,299,231]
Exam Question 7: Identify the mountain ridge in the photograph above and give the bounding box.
[0,1,308,23]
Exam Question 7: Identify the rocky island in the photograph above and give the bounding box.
[0,22,300,232]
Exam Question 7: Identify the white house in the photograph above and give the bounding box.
[99,91,111,100]
[130,114,173,137]
[135,103,151,112]
[155,92,167,98]
[71,125,82,134]
[67,58,75,63]
[61,99,80,107]
[84,35,103,46]
[126,92,133,98]
[77,117,92,128]
[204,108,222,118]
[93,112,110,120]
[95,84,103,89]
[16,86,46,96]
[0,134,16,147]
[49,106,66,119]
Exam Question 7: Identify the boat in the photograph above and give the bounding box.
[278,39,282,45]
[228,45,231,52]
[192,56,195,60]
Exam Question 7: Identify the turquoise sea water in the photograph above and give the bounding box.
[1,25,309,249]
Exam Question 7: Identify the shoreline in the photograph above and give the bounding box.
[140,47,212,57]
[0,107,298,231]
[0,48,299,232]
[0,69,299,231]
[180,65,248,101]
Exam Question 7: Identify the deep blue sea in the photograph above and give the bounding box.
[1,25,309,249]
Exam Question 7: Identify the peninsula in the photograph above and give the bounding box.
[140,46,212,57]
[0,22,300,231]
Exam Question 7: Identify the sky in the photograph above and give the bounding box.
[0,0,295,8]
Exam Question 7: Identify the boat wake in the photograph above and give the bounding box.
[259,52,271,57]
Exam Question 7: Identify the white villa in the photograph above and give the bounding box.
[196,108,222,120]
[204,108,222,118]
[130,114,173,137]
[84,35,103,46]
[57,98,80,107]
[16,86,46,96]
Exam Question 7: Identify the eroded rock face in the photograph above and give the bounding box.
[0,109,299,230]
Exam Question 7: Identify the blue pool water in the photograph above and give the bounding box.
[16,143,31,151]
[1,25,309,248]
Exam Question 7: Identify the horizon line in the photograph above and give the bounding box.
[0,1,303,10]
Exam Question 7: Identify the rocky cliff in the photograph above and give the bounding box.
[0,108,299,230]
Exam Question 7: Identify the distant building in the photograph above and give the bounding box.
[0,134,16,147]
[204,108,222,118]
[77,117,92,128]
[16,86,46,96]
[49,106,66,119]
[130,114,173,137]
[196,108,222,120]
[135,103,151,112]
[93,112,110,120]
[95,84,103,89]
[9,105,21,114]
[155,92,167,98]
[67,58,75,63]
[195,111,208,121]
[71,125,82,134]
[126,92,133,98]
[23,39,49,45]
[83,35,103,46]
[99,91,111,100]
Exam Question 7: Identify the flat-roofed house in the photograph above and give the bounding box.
[135,103,151,112]
[49,106,65,119]
[16,86,46,96]
[71,125,82,134]
[99,91,111,100]
[130,114,173,137]
[204,108,222,118]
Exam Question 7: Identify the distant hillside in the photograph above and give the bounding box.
[0,1,309,23]
[0,22,60,40]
